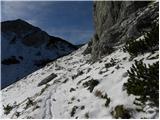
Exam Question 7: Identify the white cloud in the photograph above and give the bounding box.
[1,1,52,21]
[1,1,94,45]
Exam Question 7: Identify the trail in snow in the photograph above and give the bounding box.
[1,44,159,119]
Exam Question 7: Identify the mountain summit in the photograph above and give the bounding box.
[1,19,77,89]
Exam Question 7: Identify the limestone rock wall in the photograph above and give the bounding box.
[85,1,158,61]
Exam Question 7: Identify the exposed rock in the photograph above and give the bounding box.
[85,1,158,61]
[1,19,77,49]
[37,73,57,86]
[70,88,76,92]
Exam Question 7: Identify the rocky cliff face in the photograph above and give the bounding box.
[84,1,158,61]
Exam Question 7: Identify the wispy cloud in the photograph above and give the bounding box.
[1,1,51,22]
[1,1,94,44]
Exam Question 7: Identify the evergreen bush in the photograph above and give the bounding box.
[83,79,99,92]
[3,104,13,115]
[123,60,159,107]
[111,105,131,119]
[124,23,159,57]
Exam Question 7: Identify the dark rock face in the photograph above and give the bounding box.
[1,19,39,35]
[37,73,57,87]
[1,19,78,89]
[1,19,77,49]
[85,1,158,61]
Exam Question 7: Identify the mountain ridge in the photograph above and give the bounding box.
[1,19,78,89]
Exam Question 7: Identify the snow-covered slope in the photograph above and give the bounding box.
[1,43,158,119]
[1,19,77,89]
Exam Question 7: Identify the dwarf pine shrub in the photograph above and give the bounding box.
[124,23,158,57]
[15,111,20,117]
[3,104,13,115]
[105,58,116,68]
[123,60,159,107]
[111,105,131,119]
[83,79,99,92]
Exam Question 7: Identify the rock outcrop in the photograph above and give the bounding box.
[1,19,77,49]
[84,1,159,61]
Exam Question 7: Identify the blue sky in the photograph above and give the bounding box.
[1,1,94,45]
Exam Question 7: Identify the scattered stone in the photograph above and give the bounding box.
[72,71,84,80]
[37,73,57,86]
[70,88,76,92]
[122,72,128,78]
[84,112,89,119]
[81,106,85,110]
[71,97,75,101]
[115,65,120,69]
[62,78,69,83]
